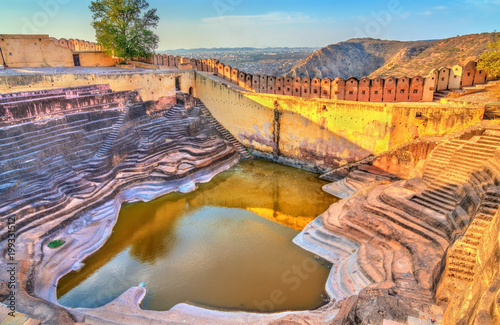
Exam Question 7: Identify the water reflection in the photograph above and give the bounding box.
[57,160,338,312]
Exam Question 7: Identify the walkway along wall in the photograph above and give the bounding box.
[195,72,484,172]
[189,58,496,103]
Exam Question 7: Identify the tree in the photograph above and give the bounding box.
[478,36,500,98]
[478,37,500,78]
[89,0,159,60]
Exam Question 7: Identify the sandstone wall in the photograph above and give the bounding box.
[0,34,74,67]
[187,57,494,102]
[78,52,115,67]
[0,35,114,68]
[196,72,484,173]
[0,70,196,102]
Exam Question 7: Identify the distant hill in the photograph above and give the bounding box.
[287,32,499,79]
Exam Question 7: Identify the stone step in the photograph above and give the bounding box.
[474,213,494,221]
[362,199,446,246]
[448,265,475,277]
[421,191,458,208]
[462,237,481,246]
[463,142,500,151]
[411,196,451,215]
[447,272,474,282]
[449,253,476,264]
[479,206,498,215]
[476,138,500,145]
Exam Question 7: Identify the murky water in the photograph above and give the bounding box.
[57,160,339,312]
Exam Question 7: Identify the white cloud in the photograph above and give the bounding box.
[202,12,319,26]
[419,6,447,17]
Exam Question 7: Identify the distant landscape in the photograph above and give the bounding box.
[160,47,318,76]
[290,32,500,79]
[163,32,498,80]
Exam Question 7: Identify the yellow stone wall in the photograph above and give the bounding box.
[195,73,276,155]
[389,105,484,148]
[79,52,115,67]
[0,70,196,102]
[0,34,74,67]
[0,70,484,172]
[196,72,484,172]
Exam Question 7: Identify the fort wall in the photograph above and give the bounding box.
[0,64,485,173]
[0,34,115,68]
[195,72,484,172]
[191,58,494,103]
[1,34,495,103]
[0,70,196,102]
[0,34,74,67]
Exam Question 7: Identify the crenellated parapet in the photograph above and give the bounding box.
[54,37,104,53]
[158,51,497,102]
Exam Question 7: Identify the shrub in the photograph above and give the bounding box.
[48,239,65,249]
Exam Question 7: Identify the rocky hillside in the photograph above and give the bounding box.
[288,32,499,79]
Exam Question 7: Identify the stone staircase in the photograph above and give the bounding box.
[308,125,500,321]
[195,98,253,160]
[446,188,500,283]
[412,131,500,223]
[94,108,128,158]
[433,90,451,102]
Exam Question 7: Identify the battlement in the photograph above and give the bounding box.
[139,51,496,103]
[0,34,114,68]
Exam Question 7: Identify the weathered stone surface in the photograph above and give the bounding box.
[295,123,500,325]
[0,86,245,324]
[1,81,500,325]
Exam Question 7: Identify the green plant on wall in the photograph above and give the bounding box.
[48,239,65,249]
[89,0,160,60]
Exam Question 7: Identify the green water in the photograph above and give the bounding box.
[57,160,339,312]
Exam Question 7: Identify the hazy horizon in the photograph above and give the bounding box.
[0,0,498,50]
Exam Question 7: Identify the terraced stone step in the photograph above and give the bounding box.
[421,191,458,207]
[447,272,474,282]
[424,187,458,202]
[477,138,500,145]
[448,266,475,277]
[449,253,476,264]
[450,155,489,168]
[411,194,455,214]
[462,142,500,152]
[362,199,447,247]
[479,206,498,215]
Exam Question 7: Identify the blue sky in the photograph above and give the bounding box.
[0,0,499,50]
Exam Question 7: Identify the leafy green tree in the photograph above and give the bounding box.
[89,0,159,60]
[478,36,500,98]
[478,37,500,78]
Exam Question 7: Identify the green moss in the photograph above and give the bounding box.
[48,239,65,249]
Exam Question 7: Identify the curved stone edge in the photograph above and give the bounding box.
[30,154,338,324]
